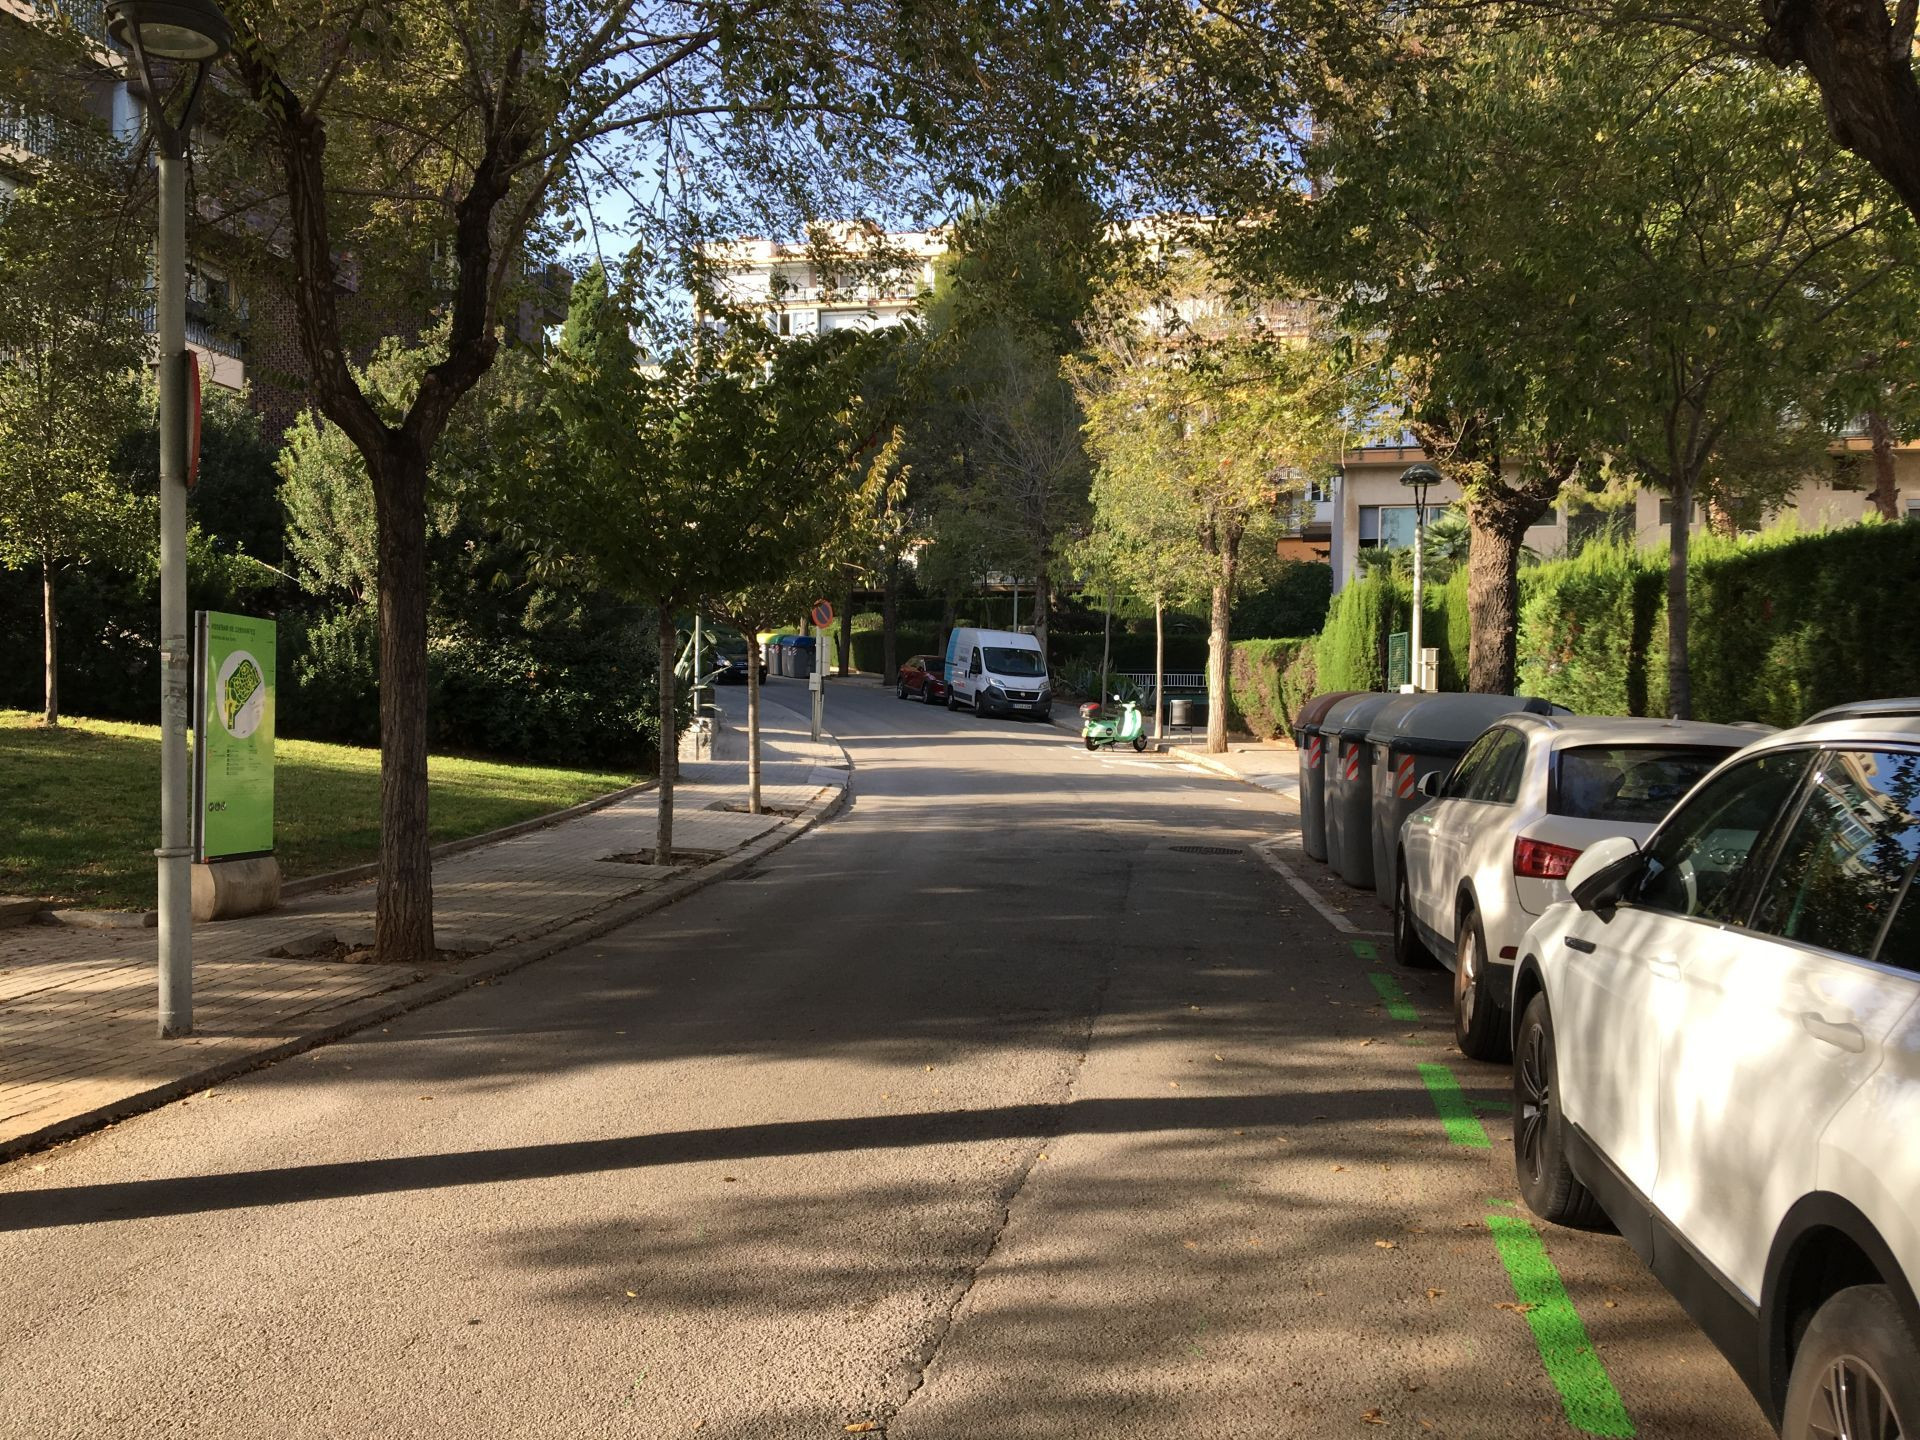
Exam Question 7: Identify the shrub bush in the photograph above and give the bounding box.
[1232,561,1334,640]
[1227,638,1317,738]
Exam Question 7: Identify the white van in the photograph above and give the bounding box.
[943,628,1052,721]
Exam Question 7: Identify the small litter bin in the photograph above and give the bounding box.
[1366,693,1562,907]
[1293,691,1358,863]
[1322,692,1400,890]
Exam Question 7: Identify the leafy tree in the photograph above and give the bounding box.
[1075,262,1351,752]
[505,266,881,853]
[0,163,149,726]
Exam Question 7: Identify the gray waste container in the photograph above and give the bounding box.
[1292,691,1358,863]
[791,636,816,678]
[772,637,792,677]
[1366,693,1563,908]
[1322,692,1400,890]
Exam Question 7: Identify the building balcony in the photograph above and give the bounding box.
[0,100,108,167]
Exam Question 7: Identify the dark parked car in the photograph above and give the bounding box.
[714,650,766,685]
[897,654,948,705]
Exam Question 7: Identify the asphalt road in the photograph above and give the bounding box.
[0,679,1775,1439]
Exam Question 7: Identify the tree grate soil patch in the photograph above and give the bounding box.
[706,802,805,818]
[601,848,727,868]
[263,932,481,966]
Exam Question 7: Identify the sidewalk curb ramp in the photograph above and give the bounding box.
[0,749,853,1165]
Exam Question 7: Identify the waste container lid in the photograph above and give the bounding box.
[1323,692,1401,742]
[1293,690,1360,739]
[1364,692,1561,752]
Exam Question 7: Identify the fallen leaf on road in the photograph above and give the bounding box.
[1213,1053,1224,1061]
[625,1290,637,1298]
[1359,1038,1377,1047]
[419,1096,434,1102]
[1604,1300,1618,1308]
[1362,1408,1386,1425]
[1330,1164,1346,1172]
[1425,1288,1445,1300]
[1496,1302,1537,1314]
[1375,1240,1399,1250]
[1183,1240,1199,1250]
[845,1423,881,1433]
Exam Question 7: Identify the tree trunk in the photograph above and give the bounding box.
[1098,583,1112,712]
[371,448,435,964]
[1465,519,1525,695]
[838,589,853,676]
[881,558,900,684]
[41,552,58,728]
[1666,476,1694,721]
[656,606,677,864]
[1153,592,1166,741]
[1206,558,1234,754]
[1033,568,1051,667]
[746,630,762,816]
[1867,410,1901,520]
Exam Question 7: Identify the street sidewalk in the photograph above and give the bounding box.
[1155,733,1301,801]
[0,690,848,1161]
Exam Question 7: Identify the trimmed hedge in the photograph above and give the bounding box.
[1227,638,1318,738]
[1302,522,1920,726]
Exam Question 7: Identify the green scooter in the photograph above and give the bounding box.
[1081,696,1149,752]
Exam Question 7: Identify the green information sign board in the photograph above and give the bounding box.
[194,611,276,861]
[1387,630,1411,690]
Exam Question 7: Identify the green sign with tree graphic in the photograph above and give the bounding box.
[194,611,276,861]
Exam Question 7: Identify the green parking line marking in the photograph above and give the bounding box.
[1349,940,1378,962]
[1418,1063,1490,1148]
[1367,971,1419,1022]
[1485,1212,1636,1438]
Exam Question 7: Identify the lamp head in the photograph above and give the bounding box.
[1398,461,1443,494]
[107,0,232,62]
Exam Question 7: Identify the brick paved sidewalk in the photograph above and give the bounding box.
[0,689,848,1159]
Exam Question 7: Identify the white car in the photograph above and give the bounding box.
[1393,713,1759,1061]
[1511,701,1920,1437]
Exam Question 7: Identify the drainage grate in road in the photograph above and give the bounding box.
[1169,844,1244,856]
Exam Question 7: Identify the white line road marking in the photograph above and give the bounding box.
[1252,838,1390,936]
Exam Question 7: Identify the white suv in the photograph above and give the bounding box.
[1394,713,1757,1062]
[1511,702,1920,1437]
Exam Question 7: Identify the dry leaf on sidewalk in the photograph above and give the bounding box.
[1362,1408,1386,1425]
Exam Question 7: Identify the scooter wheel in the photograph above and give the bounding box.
[1131,734,1148,752]
[1084,736,1098,751]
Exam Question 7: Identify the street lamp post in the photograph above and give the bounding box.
[1399,463,1441,692]
[107,0,233,1038]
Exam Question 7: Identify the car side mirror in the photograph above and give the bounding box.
[1417,771,1442,798]
[1567,835,1643,913]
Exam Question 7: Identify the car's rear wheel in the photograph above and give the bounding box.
[1392,869,1440,970]
[1513,994,1606,1228]
[924,685,939,705]
[1454,912,1512,1063]
[1782,1285,1920,1440]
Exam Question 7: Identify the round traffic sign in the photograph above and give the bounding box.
[810,599,835,628]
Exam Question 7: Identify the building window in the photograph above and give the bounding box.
[1655,497,1703,527]
[1357,504,1419,550]
[1831,454,1865,492]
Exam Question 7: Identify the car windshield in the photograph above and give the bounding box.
[1552,745,1732,824]
[983,647,1046,677]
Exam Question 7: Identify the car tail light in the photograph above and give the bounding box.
[1514,836,1582,879]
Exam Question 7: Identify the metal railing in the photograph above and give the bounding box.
[0,102,103,166]
[135,300,248,361]
[1119,672,1208,692]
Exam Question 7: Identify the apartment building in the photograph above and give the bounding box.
[703,225,945,337]
[1303,430,1920,591]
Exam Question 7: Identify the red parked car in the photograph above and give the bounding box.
[897,654,949,705]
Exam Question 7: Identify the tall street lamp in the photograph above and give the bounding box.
[1399,462,1441,691]
[108,0,232,1038]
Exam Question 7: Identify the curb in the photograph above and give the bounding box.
[0,745,852,1165]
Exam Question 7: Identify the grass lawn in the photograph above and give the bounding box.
[0,711,641,910]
